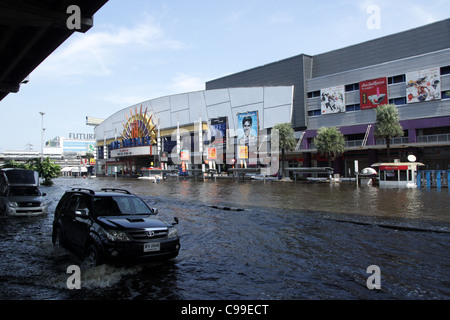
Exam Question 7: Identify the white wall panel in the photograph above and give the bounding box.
[188,91,208,122]
[171,108,190,126]
[95,87,294,142]
[149,96,170,113]
[264,86,293,108]
[264,104,292,128]
[229,87,263,107]
[154,110,171,128]
[204,88,230,106]
[170,93,189,113]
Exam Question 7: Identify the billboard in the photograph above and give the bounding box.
[237,111,258,146]
[360,77,388,109]
[321,85,345,114]
[406,67,441,103]
[210,117,227,145]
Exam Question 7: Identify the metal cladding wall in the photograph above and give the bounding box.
[312,19,450,78]
[94,86,294,143]
[206,55,311,130]
[307,49,450,130]
[206,18,450,134]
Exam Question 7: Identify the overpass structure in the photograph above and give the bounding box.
[0,0,108,101]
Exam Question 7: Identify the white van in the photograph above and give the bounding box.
[0,168,48,217]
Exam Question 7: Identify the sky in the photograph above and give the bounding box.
[1,0,449,152]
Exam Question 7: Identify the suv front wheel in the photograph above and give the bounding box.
[53,228,64,248]
[83,244,102,268]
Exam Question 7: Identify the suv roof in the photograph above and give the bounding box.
[67,188,134,196]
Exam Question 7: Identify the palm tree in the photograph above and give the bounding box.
[314,127,345,167]
[272,123,296,177]
[374,104,404,162]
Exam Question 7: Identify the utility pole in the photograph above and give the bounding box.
[39,111,45,161]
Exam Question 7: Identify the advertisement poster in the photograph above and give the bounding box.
[210,117,227,145]
[406,67,441,103]
[238,145,248,159]
[180,150,190,161]
[360,77,388,109]
[237,111,258,146]
[207,147,217,160]
[321,85,345,114]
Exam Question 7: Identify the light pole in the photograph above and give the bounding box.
[39,111,45,161]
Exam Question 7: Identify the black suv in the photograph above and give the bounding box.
[52,188,180,266]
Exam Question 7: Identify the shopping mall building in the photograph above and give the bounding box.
[94,18,450,177]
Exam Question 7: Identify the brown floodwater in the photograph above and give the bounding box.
[0,176,449,301]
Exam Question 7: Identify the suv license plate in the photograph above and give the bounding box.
[144,242,160,252]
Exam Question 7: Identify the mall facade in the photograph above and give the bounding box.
[94,18,450,177]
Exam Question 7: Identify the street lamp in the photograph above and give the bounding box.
[39,111,45,160]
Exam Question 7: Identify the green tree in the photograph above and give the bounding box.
[272,123,296,177]
[314,127,345,167]
[26,157,61,186]
[2,159,30,169]
[374,104,404,162]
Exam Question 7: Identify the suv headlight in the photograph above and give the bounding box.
[167,227,178,239]
[8,202,18,208]
[104,229,130,241]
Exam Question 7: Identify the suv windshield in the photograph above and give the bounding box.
[93,195,153,216]
[9,186,40,196]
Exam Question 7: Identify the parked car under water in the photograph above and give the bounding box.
[0,168,48,217]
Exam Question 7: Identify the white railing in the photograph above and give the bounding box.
[417,133,450,143]
[375,137,409,145]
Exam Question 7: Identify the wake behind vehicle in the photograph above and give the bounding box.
[52,188,180,266]
[0,168,48,217]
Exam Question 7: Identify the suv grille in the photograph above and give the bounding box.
[128,228,168,240]
[18,201,41,208]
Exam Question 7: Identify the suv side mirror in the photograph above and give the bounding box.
[42,193,47,196]
[75,209,89,218]
[172,217,179,225]
[151,208,159,215]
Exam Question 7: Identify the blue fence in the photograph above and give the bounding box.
[417,170,450,189]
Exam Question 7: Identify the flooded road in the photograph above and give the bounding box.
[0,176,449,300]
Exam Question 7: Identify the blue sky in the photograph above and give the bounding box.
[1,0,449,152]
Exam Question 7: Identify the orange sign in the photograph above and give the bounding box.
[208,147,217,160]
[238,146,248,159]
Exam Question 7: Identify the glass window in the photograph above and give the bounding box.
[93,196,152,216]
[442,90,450,99]
[307,91,320,98]
[385,170,398,181]
[400,170,407,181]
[345,83,360,92]
[388,75,405,84]
[308,110,321,117]
[440,65,450,75]
[389,97,406,105]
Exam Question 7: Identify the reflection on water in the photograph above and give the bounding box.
[115,177,449,224]
[0,176,449,300]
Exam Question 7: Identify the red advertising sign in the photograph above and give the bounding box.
[379,166,408,171]
[359,77,388,110]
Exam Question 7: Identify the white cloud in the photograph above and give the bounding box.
[98,73,205,108]
[170,73,205,93]
[33,18,186,81]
